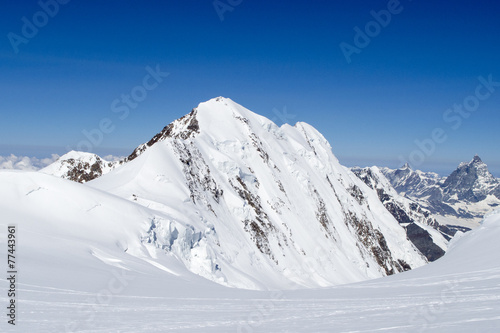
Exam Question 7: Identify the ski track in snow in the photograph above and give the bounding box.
[1,265,499,332]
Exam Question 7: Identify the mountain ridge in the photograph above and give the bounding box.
[381,155,500,222]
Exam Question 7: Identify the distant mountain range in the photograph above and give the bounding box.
[381,156,500,222]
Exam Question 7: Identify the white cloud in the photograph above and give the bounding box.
[102,154,124,162]
[0,154,60,171]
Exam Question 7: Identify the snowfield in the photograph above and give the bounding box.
[0,181,498,332]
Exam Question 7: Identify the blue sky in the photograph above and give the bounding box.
[1,0,499,176]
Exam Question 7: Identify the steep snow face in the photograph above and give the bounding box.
[0,171,218,292]
[351,166,450,261]
[382,156,500,222]
[89,97,426,289]
[40,151,120,183]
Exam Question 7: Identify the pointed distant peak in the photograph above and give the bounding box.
[197,96,242,115]
[214,96,229,102]
[202,96,233,106]
[400,162,412,170]
[472,154,483,164]
[198,96,274,128]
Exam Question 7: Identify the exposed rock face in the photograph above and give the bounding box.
[351,166,449,261]
[404,223,445,262]
[126,109,199,162]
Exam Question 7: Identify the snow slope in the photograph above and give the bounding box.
[1,181,498,332]
[88,97,427,288]
[0,170,218,291]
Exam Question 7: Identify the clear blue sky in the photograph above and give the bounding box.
[1,0,499,176]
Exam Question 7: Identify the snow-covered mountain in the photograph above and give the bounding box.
[442,155,500,202]
[381,163,442,197]
[382,156,500,224]
[37,97,427,289]
[351,166,450,261]
[2,97,499,332]
[40,151,120,183]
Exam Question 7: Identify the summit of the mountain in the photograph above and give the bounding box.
[401,162,412,170]
[442,155,500,203]
[124,97,282,163]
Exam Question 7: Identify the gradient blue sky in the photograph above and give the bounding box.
[1,0,499,176]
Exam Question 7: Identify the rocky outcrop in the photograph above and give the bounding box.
[39,151,119,183]
[351,166,449,261]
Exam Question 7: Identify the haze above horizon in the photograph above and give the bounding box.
[1,0,499,176]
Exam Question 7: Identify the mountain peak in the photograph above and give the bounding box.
[442,155,499,203]
[472,154,483,164]
[400,163,412,170]
[125,97,277,162]
[197,96,230,108]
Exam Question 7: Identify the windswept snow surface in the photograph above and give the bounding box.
[0,175,498,332]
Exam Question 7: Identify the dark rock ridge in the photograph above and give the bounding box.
[126,109,200,162]
[351,166,448,261]
[404,223,445,262]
